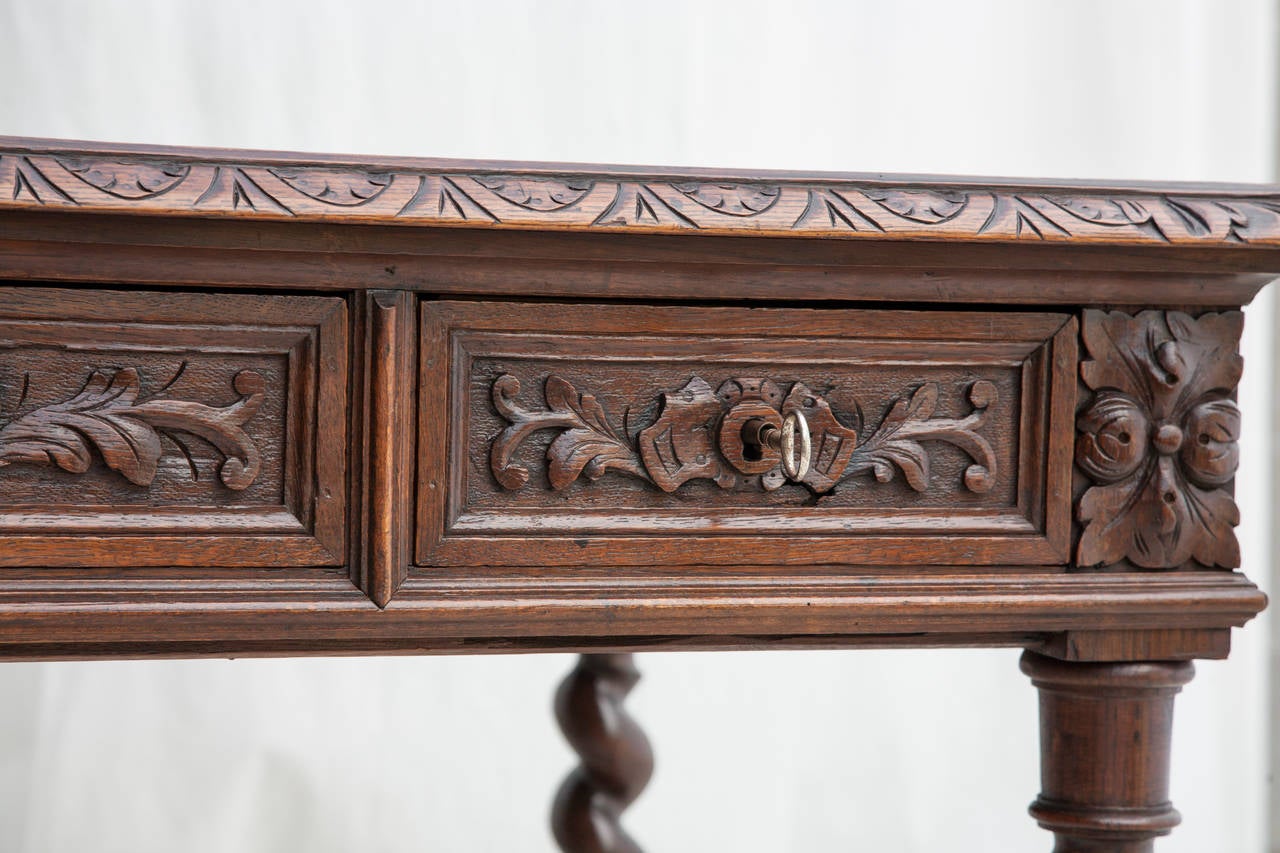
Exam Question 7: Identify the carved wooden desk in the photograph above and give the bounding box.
[0,137,1270,851]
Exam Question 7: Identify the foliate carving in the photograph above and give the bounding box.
[57,156,190,199]
[836,381,997,494]
[0,367,265,490]
[1075,310,1244,569]
[6,147,1280,246]
[671,182,781,216]
[861,188,968,223]
[490,375,646,490]
[472,175,594,211]
[267,167,392,205]
[490,374,997,495]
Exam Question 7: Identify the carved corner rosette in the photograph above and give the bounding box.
[490,373,998,496]
[1075,309,1244,569]
[0,367,265,490]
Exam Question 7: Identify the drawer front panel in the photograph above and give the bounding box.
[418,301,1075,568]
[0,287,347,567]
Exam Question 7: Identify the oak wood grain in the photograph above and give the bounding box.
[2,210,1275,307]
[0,571,1257,652]
[0,136,1272,851]
[1023,651,1194,852]
[1075,309,1243,569]
[0,287,347,568]
[353,291,416,607]
[4,137,1280,254]
[418,300,1075,570]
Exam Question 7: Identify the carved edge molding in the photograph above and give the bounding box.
[1075,309,1243,569]
[490,374,998,495]
[0,367,265,489]
[3,145,1280,246]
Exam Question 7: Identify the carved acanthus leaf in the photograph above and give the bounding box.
[491,374,998,496]
[490,375,647,490]
[842,381,998,493]
[0,368,264,490]
[1075,309,1244,569]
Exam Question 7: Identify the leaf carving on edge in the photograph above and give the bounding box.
[1077,455,1240,569]
[270,167,392,205]
[670,183,781,216]
[862,189,968,224]
[57,157,190,199]
[1046,196,1152,227]
[473,176,594,212]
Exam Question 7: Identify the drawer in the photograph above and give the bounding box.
[0,287,347,567]
[418,301,1076,569]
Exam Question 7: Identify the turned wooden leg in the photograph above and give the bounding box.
[1021,651,1195,853]
[551,653,653,853]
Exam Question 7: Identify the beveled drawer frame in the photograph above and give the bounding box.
[0,287,348,567]
[416,300,1077,571]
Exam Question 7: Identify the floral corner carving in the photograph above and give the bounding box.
[490,374,998,497]
[0,367,265,490]
[1075,309,1244,569]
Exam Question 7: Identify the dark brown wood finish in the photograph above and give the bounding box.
[3,137,1280,252]
[419,300,1076,570]
[1075,309,1244,569]
[551,653,653,853]
[0,137,1272,851]
[355,291,416,607]
[1022,651,1194,853]
[0,286,348,569]
[2,208,1272,306]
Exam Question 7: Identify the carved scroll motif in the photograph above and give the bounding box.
[5,150,1280,246]
[0,368,265,489]
[1075,310,1243,569]
[490,374,998,495]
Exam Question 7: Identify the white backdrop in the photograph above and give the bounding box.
[0,2,1274,851]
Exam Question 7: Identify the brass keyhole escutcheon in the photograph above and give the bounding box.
[745,411,812,481]
[719,401,782,475]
